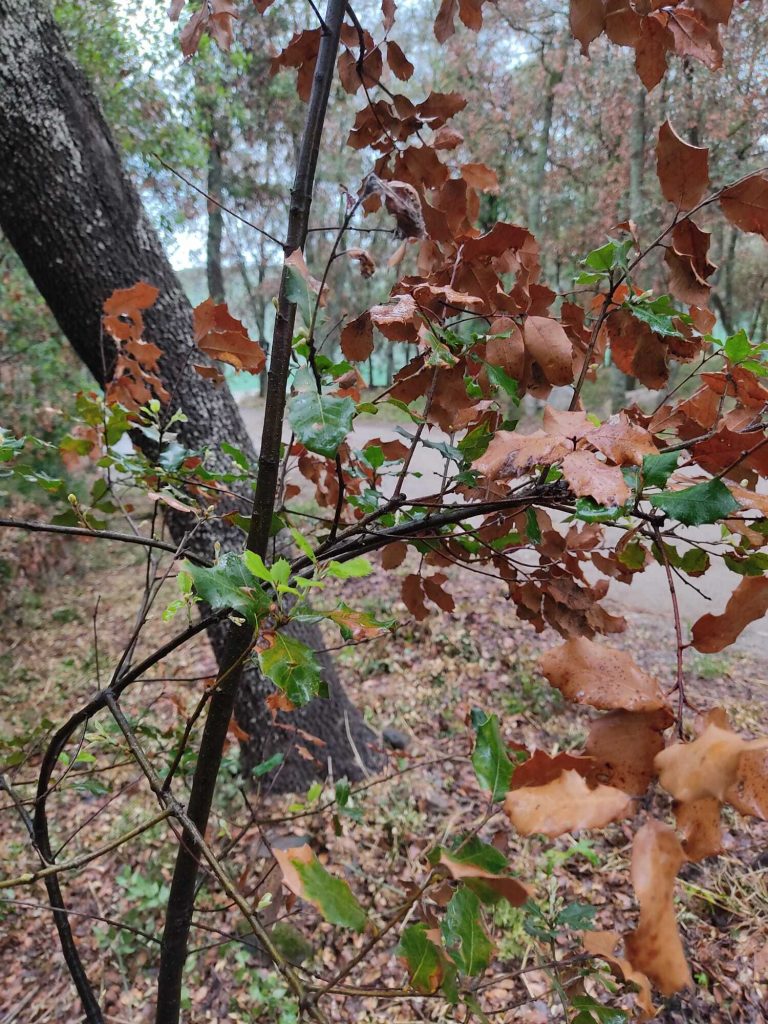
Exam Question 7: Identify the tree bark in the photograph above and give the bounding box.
[205,120,226,305]
[0,0,380,793]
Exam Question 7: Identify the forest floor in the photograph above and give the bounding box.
[0,523,767,1024]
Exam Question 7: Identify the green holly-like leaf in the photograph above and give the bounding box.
[485,363,520,401]
[470,710,514,801]
[184,552,271,625]
[723,551,768,576]
[396,924,444,994]
[326,556,373,579]
[571,994,628,1024]
[650,478,739,526]
[258,634,327,706]
[294,855,366,931]
[642,450,680,488]
[287,390,355,458]
[624,294,684,337]
[441,886,493,976]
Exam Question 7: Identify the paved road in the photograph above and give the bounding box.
[240,401,767,653]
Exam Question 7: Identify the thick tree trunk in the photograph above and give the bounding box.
[0,0,380,791]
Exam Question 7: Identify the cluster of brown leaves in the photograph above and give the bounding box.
[510,636,768,1013]
[102,282,169,410]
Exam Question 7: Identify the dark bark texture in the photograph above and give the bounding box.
[0,0,380,790]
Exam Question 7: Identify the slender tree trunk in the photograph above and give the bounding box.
[527,66,561,237]
[206,118,226,304]
[0,0,378,784]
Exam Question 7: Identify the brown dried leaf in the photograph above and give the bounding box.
[193,298,266,374]
[569,0,606,56]
[370,293,419,341]
[539,637,670,712]
[585,710,671,795]
[381,541,407,569]
[582,930,655,1019]
[102,281,159,342]
[691,575,768,653]
[504,769,632,838]
[720,172,768,241]
[562,451,631,506]
[587,413,659,465]
[340,311,374,362]
[726,747,768,820]
[655,716,768,802]
[674,796,722,861]
[624,820,692,996]
[473,430,570,479]
[656,120,709,211]
[386,40,414,80]
[523,316,574,386]
[432,125,464,150]
[460,162,500,193]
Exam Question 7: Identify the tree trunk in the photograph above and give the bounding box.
[527,66,561,237]
[0,0,380,792]
[205,119,226,305]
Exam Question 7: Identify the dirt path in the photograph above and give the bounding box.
[240,400,768,654]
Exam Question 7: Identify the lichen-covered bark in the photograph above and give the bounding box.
[0,0,380,790]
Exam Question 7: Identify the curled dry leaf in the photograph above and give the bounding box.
[363,174,425,239]
[561,450,630,507]
[369,293,419,341]
[473,430,570,479]
[656,120,710,211]
[504,769,632,838]
[539,636,670,712]
[523,316,574,386]
[624,820,692,996]
[585,709,671,796]
[655,715,768,803]
[691,575,768,653]
[193,298,266,374]
[432,125,464,150]
[344,248,376,279]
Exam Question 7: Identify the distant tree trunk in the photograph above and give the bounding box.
[628,86,645,225]
[611,85,646,411]
[0,0,380,791]
[206,119,226,304]
[527,64,561,237]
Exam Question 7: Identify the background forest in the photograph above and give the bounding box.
[1,1,767,1023]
